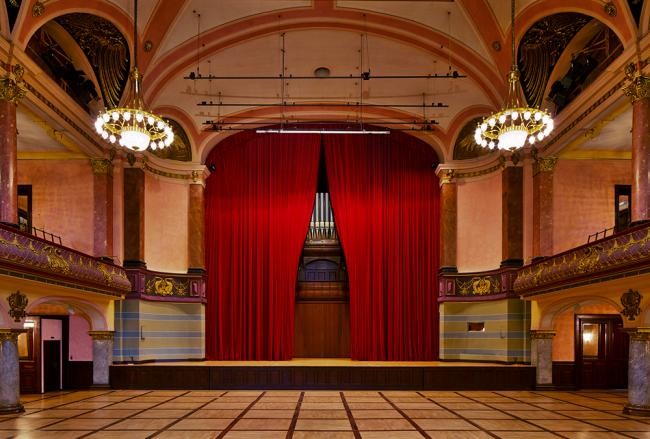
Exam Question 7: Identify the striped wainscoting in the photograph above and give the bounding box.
[439,299,531,363]
[114,300,205,362]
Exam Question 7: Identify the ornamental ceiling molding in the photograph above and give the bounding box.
[137,152,209,184]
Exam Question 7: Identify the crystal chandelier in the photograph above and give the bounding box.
[475,0,553,151]
[94,0,173,151]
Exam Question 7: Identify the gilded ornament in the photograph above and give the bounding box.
[144,40,154,52]
[456,276,498,295]
[576,245,601,272]
[0,64,26,104]
[603,2,617,16]
[529,330,555,339]
[622,74,650,102]
[7,291,28,322]
[32,1,45,16]
[88,330,114,341]
[153,277,174,296]
[438,169,455,185]
[90,158,112,175]
[43,246,70,274]
[0,329,22,343]
[621,289,642,321]
[533,156,558,175]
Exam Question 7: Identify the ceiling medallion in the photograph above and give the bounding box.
[94,0,173,152]
[475,0,553,151]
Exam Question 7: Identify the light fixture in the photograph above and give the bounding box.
[255,129,390,135]
[94,0,173,152]
[475,0,553,151]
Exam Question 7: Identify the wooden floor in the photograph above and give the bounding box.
[110,359,535,391]
[5,389,644,438]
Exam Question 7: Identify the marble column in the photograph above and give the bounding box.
[624,328,650,416]
[0,70,24,227]
[501,161,523,267]
[532,157,557,260]
[438,169,457,273]
[623,72,650,223]
[91,158,114,260]
[530,330,555,389]
[123,168,145,268]
[0,329,24,413]
[188,181,205,273]
[88,330,114,387]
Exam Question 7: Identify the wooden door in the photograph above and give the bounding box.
[576,314,628,389]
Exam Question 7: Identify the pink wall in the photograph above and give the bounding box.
[68,314,92,361]
[552,303,619,361]
[553,159,631,254]
[457,173,502,272]
[144,174,189,272]
[41,318,62,341]
[18,160,94,255]
[523,161,534,264]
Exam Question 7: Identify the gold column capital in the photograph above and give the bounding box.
[0,329,26,343]
[90,158,113,175]
[624,327,650,341]
[530,330,556,339]
[88,330,115,341]
[438,169,455,185]
[0,64,26,104]
[533,156,558,176]
[623,72,650,102]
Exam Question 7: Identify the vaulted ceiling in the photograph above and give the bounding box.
[2,0,648,163]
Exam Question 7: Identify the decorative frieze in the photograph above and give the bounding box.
[88,330,114,341]
[0,224,130,295]
[439,267,518,301]
[515,224,650,296]
[126,267,206,303]
[90,158,113,175]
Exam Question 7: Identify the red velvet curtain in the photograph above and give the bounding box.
[324,132,440,360]
[204,132,320,360]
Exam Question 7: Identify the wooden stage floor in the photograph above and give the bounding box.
[110,359,535,391]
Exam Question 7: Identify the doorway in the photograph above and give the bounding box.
[575,314,628,389]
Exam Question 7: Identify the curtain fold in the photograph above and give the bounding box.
[204,132,320,360]
[324,132,440,360]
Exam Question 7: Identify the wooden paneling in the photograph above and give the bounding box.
[19,360,39,393]
[552,361,576,389]
[294,301,350,358]
[110,365,536,390]
[65,361,93,389]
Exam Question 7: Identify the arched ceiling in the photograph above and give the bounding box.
[2,0,645,163]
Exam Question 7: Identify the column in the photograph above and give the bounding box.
[0,65,25,227]
[88,330,114,387]
[438,169,457,272]
[501,158,523,267]
[91,158,114,260]
[624,328,650,416]
[188,173,205,273]
[0,329,24,413]
[123,167,145,268]
[532,156,557,260]
[530,330,555,389]
[623,69,650,223]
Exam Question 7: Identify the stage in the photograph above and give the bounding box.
[110,358,536,391]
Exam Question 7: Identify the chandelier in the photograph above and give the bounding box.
[475,0,553,151]
[94,0,173,152]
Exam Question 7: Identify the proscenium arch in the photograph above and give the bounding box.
[193,103,448,164]
[27,296,108,331]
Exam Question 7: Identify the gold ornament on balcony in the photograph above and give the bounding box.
[7,291,28,323]
[475,0,553,151]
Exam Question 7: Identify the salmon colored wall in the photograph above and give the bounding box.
[553,159,631,254]
[68,314,92,361]
[552,303,619,361]
[457,172,502,272]
[144,173,189,273]
[523,161,534,264]
[18,160,94,255]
